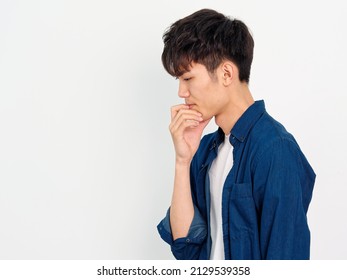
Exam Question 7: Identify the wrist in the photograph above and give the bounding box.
[175,157,192,167]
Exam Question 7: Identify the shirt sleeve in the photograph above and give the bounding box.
[252,139,315,259]
[157,205,207,259]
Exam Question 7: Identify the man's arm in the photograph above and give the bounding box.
[168,104,211,240]
[253,139,315,259]
[170,161,194,239]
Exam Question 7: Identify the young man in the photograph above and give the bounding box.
[157,9,315,260]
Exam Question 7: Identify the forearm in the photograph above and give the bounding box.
[170,160,194,240]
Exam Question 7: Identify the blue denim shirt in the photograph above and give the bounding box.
[157,100,316,260]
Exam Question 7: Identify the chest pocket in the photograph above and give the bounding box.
[229,182,258,227]
[226,183,261,259]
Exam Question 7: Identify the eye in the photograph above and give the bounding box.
[183,77,192,81]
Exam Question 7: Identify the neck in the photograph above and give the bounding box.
[215,82,254,135]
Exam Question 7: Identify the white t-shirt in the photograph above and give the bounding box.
[208,134,233,260]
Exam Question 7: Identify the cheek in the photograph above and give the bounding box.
[203,94,226,115]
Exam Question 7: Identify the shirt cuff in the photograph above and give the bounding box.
[157,205,207,246]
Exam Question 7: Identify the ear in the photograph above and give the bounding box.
[220,61,234,86]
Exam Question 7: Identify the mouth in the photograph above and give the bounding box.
[186,103,196,109]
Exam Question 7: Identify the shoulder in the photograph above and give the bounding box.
[252,111,296,143]
[249,112,303,168]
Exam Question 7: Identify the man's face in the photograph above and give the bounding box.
[177,62,228,120]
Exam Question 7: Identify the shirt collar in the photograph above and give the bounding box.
[213,100,266,146]
[231,100,265,142]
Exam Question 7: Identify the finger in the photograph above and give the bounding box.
[171,104,189,119]
[170,112,203,135]
[171,105,203,120]
[171,109,203,127]
[170,118,200,136]
[170,110,203,131]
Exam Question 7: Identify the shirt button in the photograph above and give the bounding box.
[186,238,191,243]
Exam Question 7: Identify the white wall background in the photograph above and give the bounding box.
[0,0,346,259]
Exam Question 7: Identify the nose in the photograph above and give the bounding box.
[178,81,190,98]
